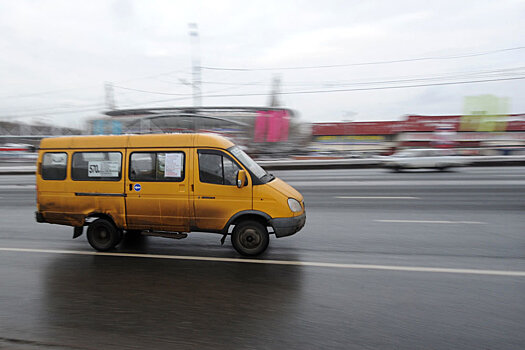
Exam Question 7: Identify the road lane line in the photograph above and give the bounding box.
[336,196,419,199]
[0,247,523,277]
[375,219,487,224]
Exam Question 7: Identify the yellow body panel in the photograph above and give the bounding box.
[253,178,304,218]
[191,148,252,230]
[37,148,126,227]
[40,135,130,149]
[124,147,191,231]
[36,133,304,235]
[127,134,194,149]
[39,133,234,151]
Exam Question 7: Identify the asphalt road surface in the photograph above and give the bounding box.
[0,167,524,349]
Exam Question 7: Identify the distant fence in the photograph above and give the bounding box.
[1,156,524,175]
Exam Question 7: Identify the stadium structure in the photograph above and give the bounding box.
[87,106,312,156]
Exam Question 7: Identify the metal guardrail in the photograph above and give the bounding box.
[465,155,525,165]
[1,156,524,175]
[260,155,525,170]
[259,158,381,170]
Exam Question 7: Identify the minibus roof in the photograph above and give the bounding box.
[39,133,235,150]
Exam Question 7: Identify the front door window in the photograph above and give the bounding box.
[198,151,240,186]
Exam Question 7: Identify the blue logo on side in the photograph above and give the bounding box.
[134,184,141,192]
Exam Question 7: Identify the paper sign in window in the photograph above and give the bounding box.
[88,161,120,177]
[165,153,183,177]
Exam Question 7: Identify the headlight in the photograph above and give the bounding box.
[287,198,302,213]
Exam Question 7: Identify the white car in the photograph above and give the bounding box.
[382,149,468,171]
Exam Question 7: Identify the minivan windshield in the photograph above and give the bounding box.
[229,146,272,183]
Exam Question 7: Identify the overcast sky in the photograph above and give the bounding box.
[0,0,524,128]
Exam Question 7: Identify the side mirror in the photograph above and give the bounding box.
[236,170,247,188]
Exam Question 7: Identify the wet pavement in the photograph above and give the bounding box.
[1,167,524,349]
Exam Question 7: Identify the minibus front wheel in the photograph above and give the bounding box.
[231,220,269,256]
[87,218,121,251]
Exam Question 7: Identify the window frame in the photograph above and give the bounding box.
[41,152,68,181]
[197,149,242,186]
[71,151,123,182]
[128,151,186,182]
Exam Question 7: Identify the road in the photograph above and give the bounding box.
[0,167,524,349]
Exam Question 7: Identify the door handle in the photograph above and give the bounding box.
[201,196,215,199]
[129,184,133,191]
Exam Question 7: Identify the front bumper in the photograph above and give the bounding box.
[270,213,306,238]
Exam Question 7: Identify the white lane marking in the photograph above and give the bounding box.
[375,219,487,224]
[0,247,523,277]
[336,196,419,199]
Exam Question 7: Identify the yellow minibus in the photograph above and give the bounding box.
[35,133,305,256]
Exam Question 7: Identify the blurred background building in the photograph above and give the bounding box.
[87,106,312,156]
[0,120,82,146]
[312,113,525,156]
[1,109,524,161]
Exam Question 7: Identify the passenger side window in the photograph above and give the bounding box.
[223,157,240,185]
[198,151,241,185]
[198,153,223,185]
[72,152,122,181]
[129,152,185,182]
[41,152,67,180]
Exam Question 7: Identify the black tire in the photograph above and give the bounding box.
[231,220,269,256]
[87,218,120,251]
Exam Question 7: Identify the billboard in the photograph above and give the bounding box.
[461,95,509,132]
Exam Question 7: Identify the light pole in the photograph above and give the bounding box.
[188,23,202,108]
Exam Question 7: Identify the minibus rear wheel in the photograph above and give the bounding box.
[231,220,269,256]
[87,218,120,251]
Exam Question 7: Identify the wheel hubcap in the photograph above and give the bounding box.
[239,228,261,249]
[95,227,110,244]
